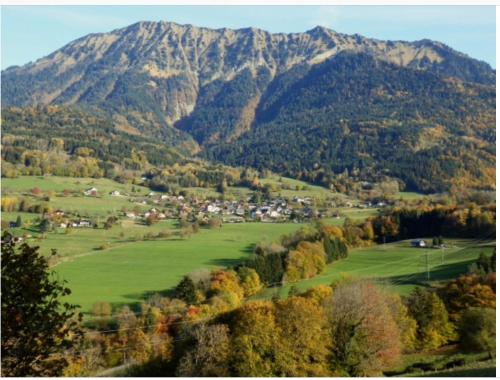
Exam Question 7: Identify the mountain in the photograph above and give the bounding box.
[1,21,496,192]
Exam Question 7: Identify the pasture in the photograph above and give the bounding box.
[54,222,302,313]
[255,238,494,299]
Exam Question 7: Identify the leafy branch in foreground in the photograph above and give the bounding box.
[1,232,82,376]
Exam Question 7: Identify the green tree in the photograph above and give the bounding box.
[39,218,51,232]
[15,215,22,228]
[1,232,81,376]
[458,307,495,357]
[175,276,197,304]
[323,237,335,263]
[406,288,455,350]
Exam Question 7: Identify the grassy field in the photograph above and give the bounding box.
[259,175,341,199]
[3,175,482,316]
[254,238,494,299]
[2,176,151,218]
[392,347,496,377]
[54,222,302,313]
[2,176,149,195]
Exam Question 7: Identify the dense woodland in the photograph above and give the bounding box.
[205,53,495,193]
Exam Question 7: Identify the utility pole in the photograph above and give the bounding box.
[425,252,430,281]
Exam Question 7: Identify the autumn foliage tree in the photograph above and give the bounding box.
[439,274,496,323]
[229,298,330,377]
[176,323,231,376]
[324,280,401,376]
[284,241,326,282]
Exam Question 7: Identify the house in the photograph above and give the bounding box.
[269,210,280,219]
[206,204,220,213]
[411,239,427,248]
[125,212,137,219]
[72,220,92,228]
[83,187,98,196]
[110,190,121,196]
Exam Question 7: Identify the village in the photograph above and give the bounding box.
[43,186,387,230]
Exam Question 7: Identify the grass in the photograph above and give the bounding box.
[12,219,178,258]
[392,348,496,377]
[2,176,151,218]
[392,191,428,201]
[54,222,302,313]
[259,174,339,199]
[2,176,149,195]
[254,238,494,299]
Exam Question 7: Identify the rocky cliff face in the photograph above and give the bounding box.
[2,21,493,129]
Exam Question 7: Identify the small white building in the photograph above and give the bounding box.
[125,212,137,219]
[110,190,121,196]
[83,187,98,196]
[411,239,427,248]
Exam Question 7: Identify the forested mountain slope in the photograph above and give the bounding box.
[2,21,495,192]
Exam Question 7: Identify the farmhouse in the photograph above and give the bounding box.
[110,190,121,196]
[72,220,92,228]
[411,239,427,248]
[83,187,98,196]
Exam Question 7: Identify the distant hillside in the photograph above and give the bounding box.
[1,21,496,192]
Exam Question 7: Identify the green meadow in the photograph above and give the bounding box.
[254,238,494,299]
[54,222,302,313]
[3,175,483,317]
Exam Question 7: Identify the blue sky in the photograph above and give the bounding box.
[1,5,496,69]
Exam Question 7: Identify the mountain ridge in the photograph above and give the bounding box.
[1,21,495,192]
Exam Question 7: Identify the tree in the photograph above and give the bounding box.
[324,280,401,376]
[176,323,231,376]
[175,276,197,304]
[284,241,326,282]
[385,293,417,352]
[15,215,22,228]
[92,301,112,318]
[440,274,496,323]
[238,267,262,297]
[209,269,245,307]
[39,218,52,233]
[458,307,495,357]
[323,237,335,263]
[406,288,455,350]
[1,232,81,376]
[230,301,280,376]
[273,297,330,376]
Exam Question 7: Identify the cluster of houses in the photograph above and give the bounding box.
[122,193,329,223]
[45,209,94,228]
[76,185,383,227]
